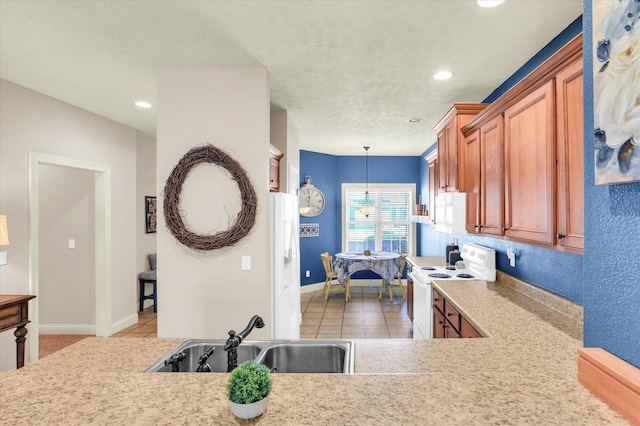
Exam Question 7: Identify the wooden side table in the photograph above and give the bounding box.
[0,294,36,369]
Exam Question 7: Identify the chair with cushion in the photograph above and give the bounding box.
[321,252,350,302]
[138,253,157,312]
[379,254,407,302]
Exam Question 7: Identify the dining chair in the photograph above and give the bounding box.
[379,254,407,302]
[321,252,350,302]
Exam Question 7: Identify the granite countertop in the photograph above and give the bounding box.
[0,259,629,425]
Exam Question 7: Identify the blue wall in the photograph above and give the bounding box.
[299,150,420,285]
[582,0,640,368]
[418,17,585,303]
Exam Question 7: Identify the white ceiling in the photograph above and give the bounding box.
[0,1,582,156]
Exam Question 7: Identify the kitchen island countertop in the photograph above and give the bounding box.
[0,261,629,425]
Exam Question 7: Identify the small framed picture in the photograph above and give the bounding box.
[145,196,157,233]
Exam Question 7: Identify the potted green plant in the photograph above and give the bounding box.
[226,360,272,419]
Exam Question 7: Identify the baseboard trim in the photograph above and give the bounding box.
[578,347,640,425]
[39,324,96,335]
[110,313,139,336]
[301,279,388,294]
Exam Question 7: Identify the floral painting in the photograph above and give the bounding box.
[593,0,640,185]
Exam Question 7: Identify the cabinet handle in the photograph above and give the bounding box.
[557,233,565,239]
[443,324,449,328]
[447,313,453,317]
[438,320,444,325]
[478,225,484,230]
[474,225,479,229]
[434,298,439,302]
[503,227,510,231]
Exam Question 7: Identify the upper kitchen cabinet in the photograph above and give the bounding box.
[425,150,438,224]
[555,60,584,252]
[461,33,583,253]
[433,103,487,194]
[269,144,284,192]
[464,114,504,236]
[504,81,555,245]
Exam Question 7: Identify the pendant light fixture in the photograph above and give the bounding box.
[357,146,375,217]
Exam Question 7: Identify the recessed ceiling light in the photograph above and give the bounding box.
[477,0,505,7]
[407,118,422,123]
[134,101,152,108]
[433,71,453,81]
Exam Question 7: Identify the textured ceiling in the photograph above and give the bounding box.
[0,1,581,156]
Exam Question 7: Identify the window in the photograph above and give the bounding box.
[342,183,415,254]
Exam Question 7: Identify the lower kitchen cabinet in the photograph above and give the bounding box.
[407,273,414,322]
[433,288,482,339]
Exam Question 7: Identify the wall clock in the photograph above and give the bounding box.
[299,175,325,217]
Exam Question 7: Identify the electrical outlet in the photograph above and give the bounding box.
[305,270,310,278]
[68,239,76,249]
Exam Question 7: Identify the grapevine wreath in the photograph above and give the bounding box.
[163,144,257,250]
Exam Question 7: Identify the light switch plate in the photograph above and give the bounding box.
[0,251,7,265]
[241,256,251,270]
[68,239,76,249]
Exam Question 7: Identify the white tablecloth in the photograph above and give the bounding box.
[334,252,399,284]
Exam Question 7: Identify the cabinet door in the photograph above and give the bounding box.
[480,115,504,236]
[445,120,459,192]
[406,276,414,321]
[433,306,446,339]
[465,130,481,233]
[556,60,584,252]
[504,82,555,245]
[460,316,482,338]
[428,158,438,223]
[437,130,448,194]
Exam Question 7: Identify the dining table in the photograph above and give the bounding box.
[334,251,400,285]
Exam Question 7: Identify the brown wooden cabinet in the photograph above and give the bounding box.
[269,145,284,192]
[433,103,487,194]
[504,81,556,246]
[406,265,414,321]
[555,60,584,252]
[425,150,438,224]
[432,288,482,339]
[461,34,584,254]
[465,115,504,236]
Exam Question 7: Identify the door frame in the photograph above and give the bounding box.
[28,152,112,363]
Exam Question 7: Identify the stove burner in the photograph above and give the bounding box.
[445,266,456,270]
[428,273,451,279]
[421,266,437,271]
[457,273,475,279]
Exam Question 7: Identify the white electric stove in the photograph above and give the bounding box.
[410,243,496,339]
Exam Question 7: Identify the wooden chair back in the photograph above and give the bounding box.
[320,252,335,276]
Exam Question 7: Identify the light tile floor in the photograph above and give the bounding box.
[300,286,412,339]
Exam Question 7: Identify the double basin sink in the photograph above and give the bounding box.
[145,339,355,374]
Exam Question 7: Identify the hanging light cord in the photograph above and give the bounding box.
[364,146,370,201]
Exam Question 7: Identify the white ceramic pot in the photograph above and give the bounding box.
[229,395,269,419]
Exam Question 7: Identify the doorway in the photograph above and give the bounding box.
[28,153,112,363]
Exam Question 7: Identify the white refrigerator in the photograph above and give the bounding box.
[270,192,301,339]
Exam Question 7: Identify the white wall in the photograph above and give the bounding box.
[38,165,95,330]
[156,68,272,339]
[136,135,157,310]
[0,79,137,371]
